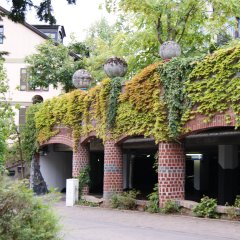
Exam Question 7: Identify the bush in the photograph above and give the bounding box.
[78,166,90,198]
[146,184,160,213]
[110,190,139,210]
[234,195,240,208]
[161,200,180,214]
[193,196,218,218]
[0,176,61,240]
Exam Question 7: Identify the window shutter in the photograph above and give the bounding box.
[19,108,27,125]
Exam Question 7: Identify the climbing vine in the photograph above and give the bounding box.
[159,57,202,137]
[34,79,111,148]
[107,77,122,129]
[24,42,240,152]
[184,44,240,126]
[21,104,41,161]
[113,63,169,141]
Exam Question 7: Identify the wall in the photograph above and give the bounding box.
[0,15,62,125]
[40,145,72,192]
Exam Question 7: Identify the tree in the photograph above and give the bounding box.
[25,40,84,92]
[84,17,160,81]
[105,0,240,55]
[0,58,14,171]
[2,0,76,24]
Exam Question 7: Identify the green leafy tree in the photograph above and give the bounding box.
[84,17,159,81]
[105,0,240,54]
[26,40,84,92]
[0,58,14,170]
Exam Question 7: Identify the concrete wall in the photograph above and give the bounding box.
[40,145,72,192]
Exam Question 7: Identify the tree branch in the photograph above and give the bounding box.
[176,4,197,43]
[155,15,164,44]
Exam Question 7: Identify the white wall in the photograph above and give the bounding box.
[40,145,73,192]
[0,15,62,125]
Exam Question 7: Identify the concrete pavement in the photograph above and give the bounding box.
[55,202,240,240]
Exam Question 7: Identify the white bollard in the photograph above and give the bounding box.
[66,178,79,207]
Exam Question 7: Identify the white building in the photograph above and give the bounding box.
[0,6,65,126]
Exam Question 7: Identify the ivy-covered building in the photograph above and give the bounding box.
[26,43,240,206]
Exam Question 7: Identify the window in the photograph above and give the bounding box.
[19,107,27,125]
[20,68,49,91]
[0,26,3,44]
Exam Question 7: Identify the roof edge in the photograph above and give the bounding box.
[0,6,49,40]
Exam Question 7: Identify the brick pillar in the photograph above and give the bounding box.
[158,142,185,207]
[72,144,89,195]
[103,140,123,199]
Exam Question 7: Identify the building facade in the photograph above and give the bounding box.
[0,6,64,126]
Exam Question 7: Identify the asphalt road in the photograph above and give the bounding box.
[55,202,240,240]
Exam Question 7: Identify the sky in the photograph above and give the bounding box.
[1,0,116,44]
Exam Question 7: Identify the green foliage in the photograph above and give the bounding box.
[234,195,240,208]
[0,176,61,240]
[225,204,238,220]
[146,184,159,213]
[110,190,139,210]
[161,200,180,214]
[84,17,160,82]
[0,59,14,167]
[105,0,240,55]
[159,57,201,137]
[78,166,90,198]
[107,77,122,128]
[34,79,111,146]
[77,199,99,207]
[21,104,41,161]
[185,44,240,126]
[114,63,169,141]
[25,40,83,92]
[193,196,218,218]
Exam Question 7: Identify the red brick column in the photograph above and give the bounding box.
[72,144,89,195]
[103,140,123,199]
[158,142,185,207]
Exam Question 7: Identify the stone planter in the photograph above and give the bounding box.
[72,69,92,89]
[104,57,128,78]
[159,41,181,60]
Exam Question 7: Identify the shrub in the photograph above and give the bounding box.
[161,200,180,214]
[77,199,99,207]
[193,196,218,218]
[110,190,139,210]
[0,176,61,240]
[78,166,90,198]
[234,195,240,208]
[146,184,160,213]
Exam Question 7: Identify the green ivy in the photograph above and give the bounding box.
[184,45,240,126]
[21,104,41,161]
[159,57,202,137]
[107,77,122,129]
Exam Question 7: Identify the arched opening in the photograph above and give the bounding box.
[120,136,158,199]
[39,143,73,193]
[84,137,104,197]
[184,127,240,205]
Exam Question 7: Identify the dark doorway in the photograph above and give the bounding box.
[184,128,240,205]
[132,152,158,198]
[124,149,158,199]
[89,151,104,195]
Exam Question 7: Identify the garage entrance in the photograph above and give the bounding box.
[122,137,158,199]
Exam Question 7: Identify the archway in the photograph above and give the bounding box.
[81,135,104,196]
[39,143,73,192]
[118,136,158,199]
[184,127,240,205]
